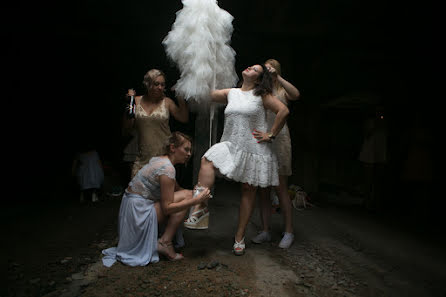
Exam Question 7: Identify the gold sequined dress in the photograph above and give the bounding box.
[131,99,171,177]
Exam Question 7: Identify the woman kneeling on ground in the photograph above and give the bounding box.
[102,132,211,267]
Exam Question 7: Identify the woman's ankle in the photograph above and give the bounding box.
[159,239,168,246]
[235,234,245,243]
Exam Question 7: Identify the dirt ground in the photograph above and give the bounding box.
[2,179,446,297]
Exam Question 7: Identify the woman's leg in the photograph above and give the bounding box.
[276,175,294,248]
[185,158,216,229]
[192,157,216,211]
[276,175,293,234]
[92,188,99,202]
[155,190,192,258]
[235,183,258,242]
[258,187,272,232]
[251,187,273,244]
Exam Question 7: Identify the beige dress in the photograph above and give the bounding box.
[131,99,171,177]
[266,90,292,176]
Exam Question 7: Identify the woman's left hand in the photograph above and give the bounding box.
[253,129,271,143]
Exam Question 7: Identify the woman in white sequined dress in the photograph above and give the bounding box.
[251,59,300,249]
[184,64,289,256]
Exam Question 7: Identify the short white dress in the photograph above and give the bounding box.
[102,157,176,267]
[203,88,279,188]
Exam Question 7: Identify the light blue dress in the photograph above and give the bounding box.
[102,157,176,267]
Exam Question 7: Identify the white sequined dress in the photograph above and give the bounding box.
[203,88,279,187]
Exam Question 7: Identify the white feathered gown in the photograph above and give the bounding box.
[162,0,238,106]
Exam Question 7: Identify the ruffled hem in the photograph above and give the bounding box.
[203,141,279,187]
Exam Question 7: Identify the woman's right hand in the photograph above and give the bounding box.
[196,187,211,203]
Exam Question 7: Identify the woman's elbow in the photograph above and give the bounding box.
[282,106,290,118]
[161,206,174,216]
[294,90,301,100]
[288,89,300,101]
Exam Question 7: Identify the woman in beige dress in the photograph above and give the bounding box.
[251,59,300,249]
[123,69,189,178]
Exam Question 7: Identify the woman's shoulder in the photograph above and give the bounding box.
[152,157,176,178]
[227,88,241,95]
[152,156,174,167]
[163,96,174,106]
[135,95,144,104]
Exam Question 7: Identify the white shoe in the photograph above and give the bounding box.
[278,232,294,249]
[251,231,271,244]
[233,237,245,256]
[184,208,209,229]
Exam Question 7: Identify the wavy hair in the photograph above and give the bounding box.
[163,131,193,155]
[253,64,273,97]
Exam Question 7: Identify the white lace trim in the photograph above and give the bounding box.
[204,142,279,187]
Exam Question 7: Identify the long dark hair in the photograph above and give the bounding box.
[253,64,273,97]
[238,64,273,97]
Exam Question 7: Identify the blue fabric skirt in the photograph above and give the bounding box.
[102,191,159,267]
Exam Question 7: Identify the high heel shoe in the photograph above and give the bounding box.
[157,240,184,261]
[233,237,245,256]
[184,208,209,229]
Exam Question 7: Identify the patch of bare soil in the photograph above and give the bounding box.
[5,179,445,297]
[1,196,122,297]
[81,252,257,297]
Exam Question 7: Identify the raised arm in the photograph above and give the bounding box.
[267,66,300,101]
[210,88,231,104]
[277,75,300,101]
[122,89,137,136]
[167,96,189,123]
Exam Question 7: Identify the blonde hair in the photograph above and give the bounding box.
[143,69,166,89]
[265,58,285,97]
[265,59,282,76]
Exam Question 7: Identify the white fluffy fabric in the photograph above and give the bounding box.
[162,0,238,105]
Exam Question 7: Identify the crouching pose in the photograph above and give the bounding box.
[102,132,211,266]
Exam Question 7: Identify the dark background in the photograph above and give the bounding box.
[3,0,440,214]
